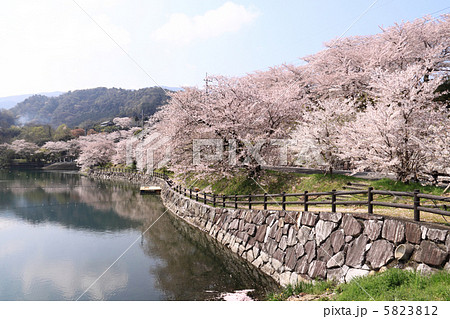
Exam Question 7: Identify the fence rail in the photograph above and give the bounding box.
[172,185,450,222]
[93,168,450,223]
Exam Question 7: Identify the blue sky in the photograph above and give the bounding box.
[0,0,448,97]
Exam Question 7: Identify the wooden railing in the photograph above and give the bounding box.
[92,168,450,223]
[171,185,450,223]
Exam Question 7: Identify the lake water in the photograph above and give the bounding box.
[0,170,276,301]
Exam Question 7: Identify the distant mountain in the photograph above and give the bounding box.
[9,87,170,128]
[0,92,64,109]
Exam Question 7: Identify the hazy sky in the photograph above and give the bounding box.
[0,0,448,97]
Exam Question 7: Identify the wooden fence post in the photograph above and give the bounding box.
[213,194,216,207]
[304,191,308,212]
[222,195,225,208]
[331,189,336,213]
[282,192,286,210]
[368,187,373,214]
[196,192,199,202]
[234,195,238,209]
[189,188,192,199]
[263,193,267,210]
[203,193,207,204]
[248,194,252,209]
[414,189,420,221]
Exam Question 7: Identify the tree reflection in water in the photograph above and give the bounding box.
[0,170,277,300]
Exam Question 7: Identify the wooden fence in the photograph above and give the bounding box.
[94,168,450,223]
[171,185,450,223]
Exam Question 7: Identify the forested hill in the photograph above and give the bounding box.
[9,87,171,128]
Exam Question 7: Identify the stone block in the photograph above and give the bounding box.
[252,246,260,259]
[345,268,369,283]
[329,229,345,253]
[271,257,283,271]
[308,260,327,279]
[266,214,277,226]
[252,256,264,268]
[254,224,267,242]
[319,211,342,223]
[238,244,245,256]
[285,247,297,270]
[363,220,382,241]
[297,226,312,245]
[416,263,435,275]
[415,240,447,266]
[265,238,278,255]
[305,240,317,263]
[405,222,421,244]
[315,220,338,245]
[447,234,450,253]
[366,239,394,269]
[342,214,362,236]
[279,236,288,251]
[252,211,266,224]
[444,262,450,271]
[268,223,278,239]
[301,211,319,226]
[286,227,297,246]
[260,251,270,263]
[279,272,292,287]
[326,251,345,268]
[427,228,448,243]
[327,265,348,283]
[273,248,285,263]
[275,227,284,242]
[295,243,305,258]
[382,219,405,243]
[317,240,333,263]
[261,263,275,275]
[296,212,303,228]
[247,224,256,236]
[238,219,245,231]
[245,249,255,262]
[346,234,368,267]
[296,255,309,274]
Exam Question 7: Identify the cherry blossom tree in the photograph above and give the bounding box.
[76,133,115,170]
[6,139,39,160]
[297,15,450,102]
[113,117,133,128]
[338,65,449,182]
[153,66,305,175]
[290,99,355,172]
[40,140,80,162]
[110,128,141,165]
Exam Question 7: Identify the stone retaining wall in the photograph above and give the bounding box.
[89,170,450,286]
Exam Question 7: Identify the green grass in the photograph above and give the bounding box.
[266,269,450,301]
[267,280,335,301]
[371,178,445,196]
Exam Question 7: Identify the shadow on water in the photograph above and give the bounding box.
[0,170,277,300]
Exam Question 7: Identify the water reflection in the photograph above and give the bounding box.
[0,170,276,300]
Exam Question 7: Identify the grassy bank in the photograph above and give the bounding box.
[267,268,450,301]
